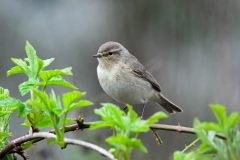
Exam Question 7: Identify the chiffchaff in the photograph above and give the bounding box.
[93,41,182,113]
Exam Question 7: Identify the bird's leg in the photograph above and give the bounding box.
[141,103,146,119]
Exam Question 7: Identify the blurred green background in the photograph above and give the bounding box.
[1,0,240,159]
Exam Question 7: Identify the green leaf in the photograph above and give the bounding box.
[25,41,37,57]
[91,103,171,159]
[106,136,147,153]
[210,104,227,126]
[194,119,210,144]
[22,141,33,150]
[126,104,138,121]
[7,66,24,76]
[11,58,30,76]
[106,135,128,150]
[36,58,44,77]
[0,111,12,117]
[95,103,125,128]
[173,151,185,160]
[129,138,147,153]
[19,80,38,96]
[50,90,62,114]
[197,143,216,155]
[0,87,9,100]
[0,97,19,108]
[207,131,217,144]
[227,112,240,129]
[18,103,30,117]
[91,103,126,131]
[52,108,63,116]
[38,77,77,89]
[90,121,114,129]
[0,97,25,116]
[32,90,50,110]
[35,114,52,128]
[25,41,38,78]
[146,112,168,125]
[66,100,93,113]
[40,67,73,82]
[47,78,77,89]
[60,67,73,76]
[62,91,86,109]
[198,122,223,132]
[0,132,11,139]
[22,118,31,127]
[43,58,55,68]
[27,100,45,110]
[175,105,239,160]
[0,87,24,150]
[38,67,75,91]
[22,108,52,129]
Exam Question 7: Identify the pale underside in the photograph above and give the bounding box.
[97,63,159,105]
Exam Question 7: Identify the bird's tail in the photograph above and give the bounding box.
[157,93,183,113]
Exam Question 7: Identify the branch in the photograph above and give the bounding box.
[150,123,195,134]
[150,123,225,139]
[0,121,225,159]
[0,132,114,160]
[55,121,225,139]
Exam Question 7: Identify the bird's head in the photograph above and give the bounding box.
[93,41,129,69]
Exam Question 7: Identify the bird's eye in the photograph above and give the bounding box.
[108,52,113,56]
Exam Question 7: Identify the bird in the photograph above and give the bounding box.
[93,41,182,114]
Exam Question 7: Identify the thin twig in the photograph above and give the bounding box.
[150,128,162,144]
[182,138,200,153]
[0,132,114,160]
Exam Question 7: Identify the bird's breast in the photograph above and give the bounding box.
[97,65,156,104]
[97,65,119,85]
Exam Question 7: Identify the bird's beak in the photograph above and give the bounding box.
[92,53,102,58]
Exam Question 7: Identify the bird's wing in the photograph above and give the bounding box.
[128,58,161,92]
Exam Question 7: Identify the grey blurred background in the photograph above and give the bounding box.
[1,0,240,159]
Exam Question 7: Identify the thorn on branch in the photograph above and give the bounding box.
[177,123,182,132]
